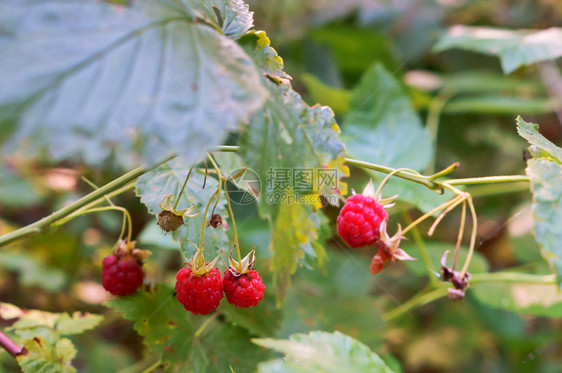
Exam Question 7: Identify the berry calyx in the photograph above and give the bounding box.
[223,249,265,308]
[337,180,394,248]
[102,240,151,296]
[157,194,199,233]
[370,244,391,274]
[223,268,265,308]
[175,266,223,315]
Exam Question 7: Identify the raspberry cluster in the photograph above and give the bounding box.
[174,264,265,314]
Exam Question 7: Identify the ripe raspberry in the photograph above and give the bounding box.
[102,255,144,296]
[223,268,265,308]
[337,194,388,248]
[370,245,391,274]
[175,267,223,315]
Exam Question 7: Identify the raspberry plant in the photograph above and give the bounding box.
[1,0,562,372]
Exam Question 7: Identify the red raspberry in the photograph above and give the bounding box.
[337,194,388,248]
[370,245,391,274]
[102,255,144,296]
[175,267,223,315]
[223,268,265,308]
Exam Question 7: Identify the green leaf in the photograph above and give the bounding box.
[516,116,562,161]
[4,305,103,342]
[238,31,290,80]
[195,0,254,39]
[17,337,77,373]
[136,158,229,259]
[221,290,281,337]
[434,26,562,74]
[55,312,104,336]
[343,63,433,171]
[278,252,386,349]
[106,285,194,371]
[1,0,266,167]
[516,117,562,287]
[444,96,557,115]
[269,198,321,305]
[238,29,348,304]
[106,285,267,372]
[253,331,396,373]
[0,252,67,292]
[301,73,351,115]
[310,25,399,76]
[526,159,562,286]
[443,71,542,93]
[472,282,562,317]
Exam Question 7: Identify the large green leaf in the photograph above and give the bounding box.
[434,26,562,74]
[342,63,433,171]
[254,331,396,373]
[516,117,562,287]
[106,285,267,372]
[0,0,266,167]
[269,197,320,306]
[241,79,348,218]
[526,159,562,286]
[278,252,386,350]
[220,290,281,337]
[195,0,254,39]
[17,337,77,373]
[238,32,348,304]
[136,158,229,259]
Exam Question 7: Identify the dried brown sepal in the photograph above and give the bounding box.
[441,250,471,300]
[113,240,151,264]
[208,214,223,229]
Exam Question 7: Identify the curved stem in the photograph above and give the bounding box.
[401,210,439,286]
[207,153,242,263]
[452,201,466,271]
[374,167,421,198]
[173,166,193,210]
[459,197,478,279]
[0,155,175,248]
[194,311,220,338]
[0,330,26,358]
[383,287,449,321]
[199,183,221,251]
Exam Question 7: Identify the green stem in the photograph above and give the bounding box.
[470,272,556,285]
[141,360,161,373]
[194,311,220,338]
[400,210,438,286]
[173,166,194,210]
[383,287,449,321]
[207,153,242,263]
[447,175,530,185]
[0,155,175,248]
